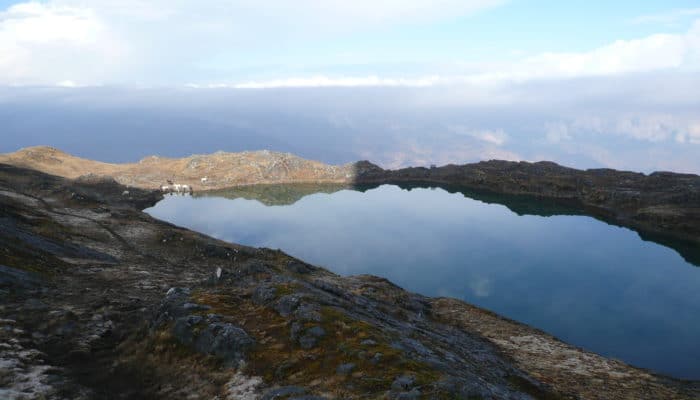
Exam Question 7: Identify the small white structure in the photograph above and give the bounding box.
[201,176,208,185]
[161,183,193,195]
[122,190,130,196]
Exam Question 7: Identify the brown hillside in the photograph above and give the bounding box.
[0,146,355,190]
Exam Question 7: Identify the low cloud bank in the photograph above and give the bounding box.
[1,71,699,174]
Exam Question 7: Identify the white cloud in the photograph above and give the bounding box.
[449,126,508,146]
[1,3,100,44]
[614,115,678,142]
[691,128,700,144]
[473,130,508,146]
[545,114,700,145]
[680,123,700,144]
[0,0,503,85]
[544,122,572,144]
[190,75,443,89]
[0,2,127,85]
[467,22,700,83]
[56,80,78,87]
[631,8,700,25]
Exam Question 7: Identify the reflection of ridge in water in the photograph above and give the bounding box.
[194,183,349,206]
[360,182,700,267]
[146,181,700,379]
[197,182,699,267]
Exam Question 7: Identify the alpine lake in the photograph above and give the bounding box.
[145,183,700,380]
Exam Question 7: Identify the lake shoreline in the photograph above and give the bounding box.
[3,146,698,255]
[186,179,699,267]
[1,161,700,398]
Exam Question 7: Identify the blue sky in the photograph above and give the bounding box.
[247,1,695,63]
[1,1,699,173]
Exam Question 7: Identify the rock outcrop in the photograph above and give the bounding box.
[1,162,699,399]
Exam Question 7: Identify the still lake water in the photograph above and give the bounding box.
[146,184,700,380]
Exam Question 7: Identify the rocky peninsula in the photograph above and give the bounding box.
[1,147,700,399]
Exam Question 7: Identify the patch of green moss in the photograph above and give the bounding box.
[139,326,223,368]
[31,216,77,241]
[187,291,445,398]
[0,244,60,276]
[274,283,298,297]
[315,306,442,395]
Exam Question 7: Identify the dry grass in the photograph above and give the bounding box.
[188,288,444,399]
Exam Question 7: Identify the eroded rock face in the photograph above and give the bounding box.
[191,322,255,367]
[274,294,303,317]
[297,325,325,350]
[252,285,277,305]
[155,287,255,367]
[0,163,698,399]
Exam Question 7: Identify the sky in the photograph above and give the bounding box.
[1,1,699,172]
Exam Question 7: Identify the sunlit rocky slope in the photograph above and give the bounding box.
[0,146,355,189]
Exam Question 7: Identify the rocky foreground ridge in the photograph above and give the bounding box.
[1,155,700,399]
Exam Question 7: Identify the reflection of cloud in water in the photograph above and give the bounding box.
[469,276,493,298]
[145,183,700,379]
